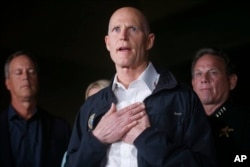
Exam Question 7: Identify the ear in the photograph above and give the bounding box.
[105,35,110,51]
[229,74,238,90]
[5,78,11,91]
[146,33,155,51]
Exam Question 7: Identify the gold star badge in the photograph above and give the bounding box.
[219,126,234,138]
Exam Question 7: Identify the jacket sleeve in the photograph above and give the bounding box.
[64,105,108,167]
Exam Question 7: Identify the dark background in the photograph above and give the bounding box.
[1,0,249,126]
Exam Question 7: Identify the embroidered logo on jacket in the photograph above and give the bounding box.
[88,113,95,130]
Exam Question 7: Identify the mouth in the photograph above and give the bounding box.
[117,46,131,52]
[201,88,210,91]
[21,84,31,89]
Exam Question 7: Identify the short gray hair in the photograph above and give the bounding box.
[4,50,39,78]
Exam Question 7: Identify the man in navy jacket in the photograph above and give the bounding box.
[65,7,217,167]
[0,51,71,167]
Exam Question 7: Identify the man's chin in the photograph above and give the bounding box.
[20,91,36,98]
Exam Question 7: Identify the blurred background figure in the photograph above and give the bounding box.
[0,50,71,167]
[191,47,250,167]
[85,79,111,99]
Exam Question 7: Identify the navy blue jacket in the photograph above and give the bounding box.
[66,66,217,167]
[0,106,71,167]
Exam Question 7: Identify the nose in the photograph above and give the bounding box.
[200,73,209,83]
[22,70,31,80]
[120,29,128,41]
[22,71,28,80]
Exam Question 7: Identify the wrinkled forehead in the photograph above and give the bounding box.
[108,7,146,29]
[198,54,225,65]
[194,54,227,70]
[10,55,35,69]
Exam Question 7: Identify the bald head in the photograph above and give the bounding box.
[108,7,150,35]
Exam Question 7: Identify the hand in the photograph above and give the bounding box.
[92,102,145,144]
[122,112,150,144]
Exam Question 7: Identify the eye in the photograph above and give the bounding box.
[129,26,137,32]
[14,70,22,75]
[112,26,120,32]
[28,68,37,75]
[194,72,202,77]
[209,70,218,76]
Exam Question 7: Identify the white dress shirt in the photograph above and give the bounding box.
[106,62,159,167]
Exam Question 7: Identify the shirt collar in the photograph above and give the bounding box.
[112,62,159,92]
[8,105,38,121]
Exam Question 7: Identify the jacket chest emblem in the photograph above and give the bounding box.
[88,113,95,130]
[219,125,234,138]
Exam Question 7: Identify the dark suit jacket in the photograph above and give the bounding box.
[0,106,71,167]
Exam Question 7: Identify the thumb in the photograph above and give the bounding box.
[106,103,116,115]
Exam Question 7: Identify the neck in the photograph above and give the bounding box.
[11,98,37,120]
[116,62,148,88]
[203,103,223,116]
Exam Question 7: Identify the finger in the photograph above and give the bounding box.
[106,103,116,116]
[118,103,145,117]
[130,110,145,121]
[119,102,142,112]
[122,120,138,133]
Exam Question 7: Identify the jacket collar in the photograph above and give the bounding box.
[152,65,178,93]
[210,99,233,118]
